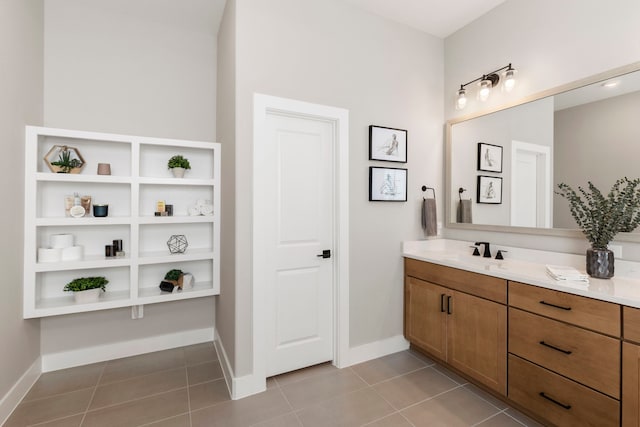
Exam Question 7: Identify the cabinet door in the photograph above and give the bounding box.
[405,277,447,361]
[623,342,640,427]
[447,291,507,394]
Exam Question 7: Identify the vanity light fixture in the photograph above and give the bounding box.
[455,63,517,110]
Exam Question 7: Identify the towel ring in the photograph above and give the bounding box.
[421,186,436,200]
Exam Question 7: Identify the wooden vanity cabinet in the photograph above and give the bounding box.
[404,258,507,394]
[623,306,640,426]
[508,281,621,427]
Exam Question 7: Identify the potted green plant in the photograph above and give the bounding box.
[51,149,83,173]
[63,276,108,303]
[167,155,191,178]
[556,177,640,278]
[159,268,184,292]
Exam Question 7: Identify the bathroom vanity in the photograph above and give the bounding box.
[404,239,640,427]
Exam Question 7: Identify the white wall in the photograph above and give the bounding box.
[224,0,443,376]
[41,0,218,356]
[0,0,43,403]
[216,0,238,371]
[444,0,640,258]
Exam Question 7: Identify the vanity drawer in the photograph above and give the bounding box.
[508,281,620,336]
[508,355,619,427]
[624,306,640,344]
[405,258,506,303]
[509,308,620,398]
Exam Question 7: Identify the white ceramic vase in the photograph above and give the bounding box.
[73,288,101,304]
[171,167,186,178]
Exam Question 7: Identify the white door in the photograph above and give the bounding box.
[511,140,551,228]
[261,111,335,377]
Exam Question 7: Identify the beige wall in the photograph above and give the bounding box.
[0,0,43,399]
[40,0,218,355]
[224,0,444,376]
[216,0,237,372]
[444,0,640,258]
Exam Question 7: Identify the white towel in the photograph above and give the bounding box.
[545,265,589,283]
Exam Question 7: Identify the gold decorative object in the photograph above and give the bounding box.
[44,145,85,174]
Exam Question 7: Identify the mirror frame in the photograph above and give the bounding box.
[445,61,640,242]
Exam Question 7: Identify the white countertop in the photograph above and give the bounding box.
[403,239,640,309]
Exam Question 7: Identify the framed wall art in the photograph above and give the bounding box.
[477,142,503,173]
[369,166,407,201]
[477,175,503,204]
[369,125,407,163]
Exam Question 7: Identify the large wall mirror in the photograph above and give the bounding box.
[446,62,640,242]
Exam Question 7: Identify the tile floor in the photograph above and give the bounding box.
[4,342,545,427]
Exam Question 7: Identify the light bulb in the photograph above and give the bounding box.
[456,88,467,110]
[503,68,516,92]
[479,79,491,101]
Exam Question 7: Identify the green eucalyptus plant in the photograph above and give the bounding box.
[556,177,640,249]
[51,149,82,173]
[167,155,191,170]
[63,276,108,292]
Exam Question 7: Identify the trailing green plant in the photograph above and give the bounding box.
[51,149,82,173]
[164,269,184,281]
[556,177,640,249]
[167,155,191,170]
[63,276,108,292]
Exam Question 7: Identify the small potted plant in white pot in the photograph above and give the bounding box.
[63,276,108,303]
[556,177,640,278]
[167,155,191,178]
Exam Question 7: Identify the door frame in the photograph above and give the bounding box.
[252,93,350,389]
[510,140,551,227]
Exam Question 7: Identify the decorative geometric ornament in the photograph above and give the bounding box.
[44,145,85,174]
[167,234,188,254]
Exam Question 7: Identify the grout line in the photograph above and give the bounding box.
[394,383,466,413]
[28,413,85,427]
[471,410,509,426]
[405,349,437,367]
[359,365,428,387]
[83,386,189,413]
[185,350,193,427]
[137,412,191,427]
[462,383,508,412]
[79,361,106,426]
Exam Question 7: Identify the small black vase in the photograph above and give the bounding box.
[586,248,614,279]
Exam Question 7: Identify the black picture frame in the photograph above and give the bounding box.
[477,142,503,173]
[477,175,503,204]
[369,167,407,202]
[369,125,407,163]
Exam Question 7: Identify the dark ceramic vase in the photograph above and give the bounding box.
[586,248,614,279]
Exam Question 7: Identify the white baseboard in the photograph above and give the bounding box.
[214,329,266,400]
[0,357,41,426]
[347,334,410,366]
[42,327,214,372]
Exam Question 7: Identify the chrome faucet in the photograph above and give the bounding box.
[474,242,491,258]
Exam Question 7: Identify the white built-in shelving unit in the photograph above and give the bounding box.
[23,126,221,318]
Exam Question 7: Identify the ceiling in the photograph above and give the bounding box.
[340,0,507,38]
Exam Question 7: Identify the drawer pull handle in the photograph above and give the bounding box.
[539,300,572,311]
[440,294,446,313]
[539,341,572,355]
[539,392,572,410]
[447,296,452,315]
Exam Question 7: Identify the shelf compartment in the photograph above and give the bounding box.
[138,223,213,257]
[35,225,131,268]
[36,181,131,219]
[137,260,215,300]
[32,266,131,317]
[139,144,215,180]
[139,184,214,217]
[36,133,132,176]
